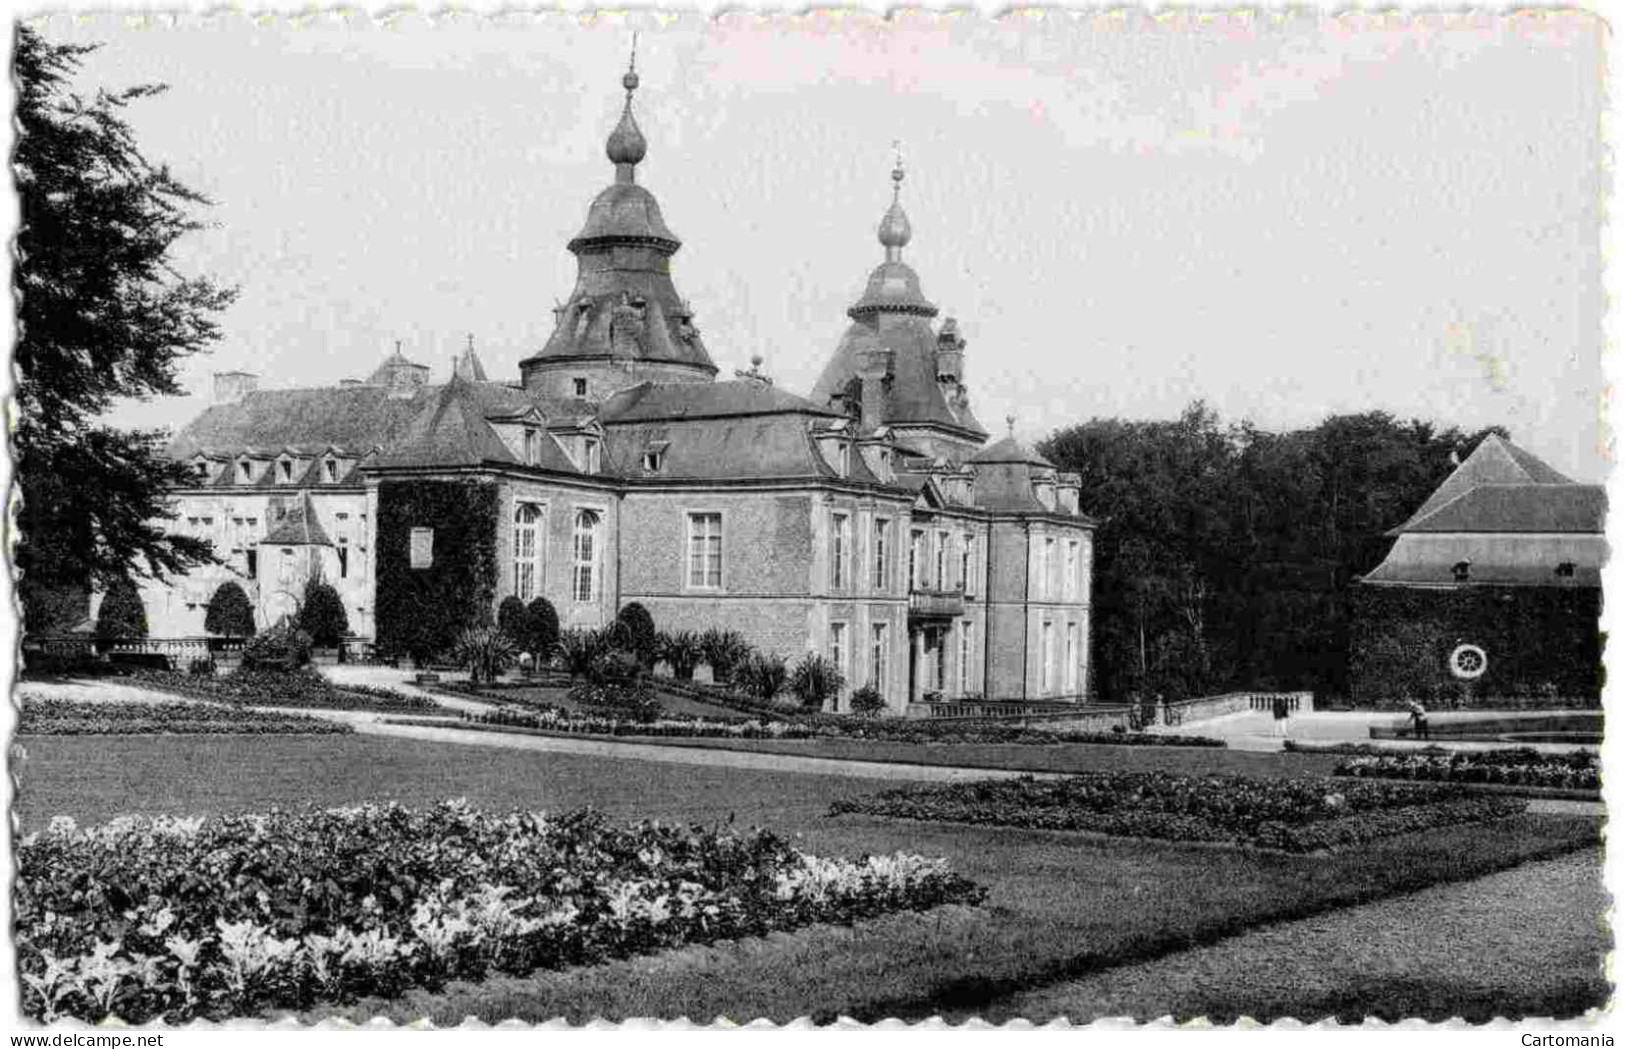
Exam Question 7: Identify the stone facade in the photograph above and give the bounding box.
[125,66,1096,713]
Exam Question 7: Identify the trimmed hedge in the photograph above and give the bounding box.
[19,697,351,736]
[375,480,500,664]
[131,669,438,713]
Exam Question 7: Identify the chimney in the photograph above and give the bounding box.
[935,317,965,385]
[213,371,259,404]
[856,346,893,432]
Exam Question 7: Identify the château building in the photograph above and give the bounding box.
[137,61,1095,712]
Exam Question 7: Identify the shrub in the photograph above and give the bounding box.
[699,628,751,685]
[557,629,602,679]
[849,684,886,717]
[452,625,517,684]
[187,657,215,678]
[568,680,662,723]
[790,653,844,711]
[203,582,256,639]
[589,648,643,686]
[299,580,350,648]
[734,652,789,702]
[94,576,147,640]
[615,602,659,668]
[657,630,704,680]
[496,597,532,651]
[240,619,313,672]
[131,668,436,713]
[19,697,351,736]
[527,597,560,662]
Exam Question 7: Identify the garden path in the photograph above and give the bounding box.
[317,665,497,714]
[1171,709,1596,755]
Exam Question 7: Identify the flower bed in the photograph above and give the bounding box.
[1334,747,1600,791]
[17,800,983,1022]
[464,707,820,739]
[18,698,352,736]
[131,670,438,713]
[829,772,1527,853]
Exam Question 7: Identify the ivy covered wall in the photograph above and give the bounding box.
[375,479,500,660]
[1348,583,1603,707]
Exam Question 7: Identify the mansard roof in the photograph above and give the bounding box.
[599,380,839,424]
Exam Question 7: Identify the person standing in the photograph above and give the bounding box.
[1271,693,1290,737]
[1407,700,1429,740]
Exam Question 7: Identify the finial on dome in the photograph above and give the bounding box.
[606,34,647,183]
[877,142,913,260]
[1006,413,1016,438]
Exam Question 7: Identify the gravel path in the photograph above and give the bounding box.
[998,847,1610,1024]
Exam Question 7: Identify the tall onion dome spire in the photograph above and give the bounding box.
[519,37,718,398]
[848,145,936,320]
[605,42,647,183]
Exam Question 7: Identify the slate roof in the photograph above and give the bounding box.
[260,493,333,547]
[167,385,427,460]
[1397,484,1606,535]
[812,317,988,438]
[1363,534,1604,588]
[599,380,839,424]
[1394,434,1575,531]
[372,378,579,472]
[969,436,1055,468]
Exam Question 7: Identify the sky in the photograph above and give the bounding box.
[44,10,1609,480]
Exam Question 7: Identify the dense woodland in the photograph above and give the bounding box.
[1040,404,1508,704]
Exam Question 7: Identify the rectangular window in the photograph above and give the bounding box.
[323,459,337,483]
[410,527,434,569]
[830,621,848,684]
[935,531,949,590]
[246,548,258,579]
[909,530,925,591]
[961,533,974,595]
[831,512,851,590]
[523,428,539,466]
[1040,538,1056,599]
[279,548,295,584]
[1041,621,1055,694]
[337,541,350,580]
[278,460,292,483]
[688,512,723,588]
[643,450,664,472]
[1066,621,1080,693]
[238,461,251,483]
[573,377,588,397]
[872,519,890,591]
[572,509,601,602]
[959,623,974,695]
[1065,540,1079,601]
[583,438,601,474]
[871,622,889,689]
[513,504,543,600]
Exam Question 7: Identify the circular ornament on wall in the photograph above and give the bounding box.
[1448,643,1488,680]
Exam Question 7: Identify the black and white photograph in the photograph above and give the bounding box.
[4,8,1614,1033]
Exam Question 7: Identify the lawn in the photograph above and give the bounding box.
[15,733,1604,1023]
[468,682,754,721]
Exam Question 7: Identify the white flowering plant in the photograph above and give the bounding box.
[17,800,982,1022]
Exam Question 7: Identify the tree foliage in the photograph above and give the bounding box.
[298,580,349,648]
[203,582,255,638]
[12,27,237,632]
[1040,402,1508,702]
[93,576,147,640]
[526,598,560,662]
[496,597,532,650]
[615,602,658,667]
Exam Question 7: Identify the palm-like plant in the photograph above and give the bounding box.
[735,652,789,703]
[790,653,845,712]
[657,630,704,680]
[453,625,517,685]
[557,629,602,679]
[699,628,752,686]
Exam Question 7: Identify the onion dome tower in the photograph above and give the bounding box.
[810,152,987,462]
[519,46,718,402]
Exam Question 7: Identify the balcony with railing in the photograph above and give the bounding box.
[908,586,965,619]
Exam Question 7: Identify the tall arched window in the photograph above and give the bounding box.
[513,503,543,601]
[572,509,601,603]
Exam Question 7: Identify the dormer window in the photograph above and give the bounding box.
[1452,560,1472,582]
[322,458,338,483]
[237,459,253,484]
[277,458,293,483]
[523,427,540,466]
[643,450,664,473]
[837,442,851,477]
[191,457,209,483]
[573,377,588,398]
[583,437,601,474]
[1556,561,1577,579]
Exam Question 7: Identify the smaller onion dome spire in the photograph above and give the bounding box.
[606,35,647,183]
[877,141,913,260]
